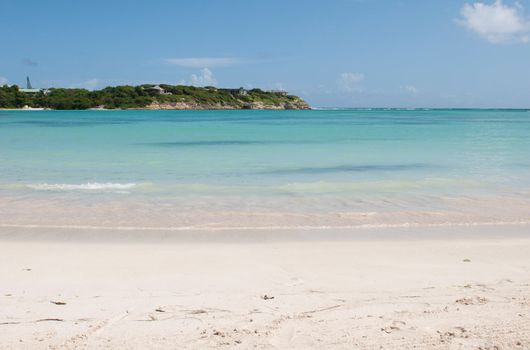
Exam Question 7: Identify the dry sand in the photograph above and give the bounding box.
[1,225,529,349]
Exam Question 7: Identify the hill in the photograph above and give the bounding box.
[0,84,311,110]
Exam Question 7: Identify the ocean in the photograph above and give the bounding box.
[1,108,530,230]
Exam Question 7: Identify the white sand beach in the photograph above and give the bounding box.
[1,225,529,349]
[4,1,530,349]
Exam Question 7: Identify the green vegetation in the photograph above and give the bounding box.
[0,84,310,110]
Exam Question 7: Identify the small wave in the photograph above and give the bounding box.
[1,220,529,232]
[27,182,137,191]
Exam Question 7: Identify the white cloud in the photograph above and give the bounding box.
[164,57,240,68]
[339,72,364,92]
[186,68,217,86]
[0,77,8,85]
[80,79,99,90]
[400,85,419,96]
[459,1,530,43]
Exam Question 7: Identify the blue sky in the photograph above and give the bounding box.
[1,0,530,107]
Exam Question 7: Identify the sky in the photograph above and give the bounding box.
[1,0,530,108]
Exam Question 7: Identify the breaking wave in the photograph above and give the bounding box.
[27,182,137,191]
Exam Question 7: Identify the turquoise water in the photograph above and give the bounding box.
[1,109,530,229]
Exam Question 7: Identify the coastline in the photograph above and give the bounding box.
[0,107,48,111]
[0,105,312,111]
[1,225,529,349]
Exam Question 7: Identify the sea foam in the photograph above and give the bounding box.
[27,182,136,191]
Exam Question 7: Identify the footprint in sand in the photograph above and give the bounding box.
[438,326,468,343]
[381,321,406,334]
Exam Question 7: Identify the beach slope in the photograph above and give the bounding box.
[1,225,529,349]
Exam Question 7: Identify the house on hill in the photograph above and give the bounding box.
[144,85,171,95]
[270,89,288,96]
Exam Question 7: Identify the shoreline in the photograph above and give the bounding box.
[2,218,529,240]
[2,107,530,111]
[0,107,313,111]
[1,221,530,243]
[2,191,530,235]
[0,107,48,111]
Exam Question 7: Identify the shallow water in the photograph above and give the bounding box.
[1,109,529,229]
